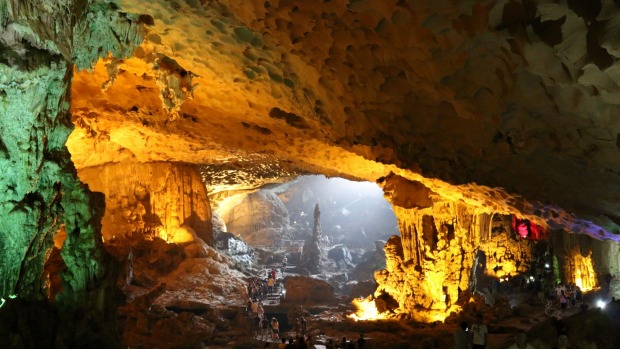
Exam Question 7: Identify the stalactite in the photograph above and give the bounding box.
[376,175,535,322]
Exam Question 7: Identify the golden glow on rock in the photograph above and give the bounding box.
[571,253,596,291]
[348,296,388,321]
[348,295,459,323]
[156,225,196,244]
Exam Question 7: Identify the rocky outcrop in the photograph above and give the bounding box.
[221,189,291,246]
[327,244,355,269]
[214,232,254,269]
[551,230,620,296]
[78,162,213,248]
[351,240,387,281]
[283,276,336,304]
[117,237,247,348]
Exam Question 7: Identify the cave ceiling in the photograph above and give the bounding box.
[65,0,620,239]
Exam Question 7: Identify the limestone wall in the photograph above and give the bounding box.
[552,230,620,296]
[78,162,213,247]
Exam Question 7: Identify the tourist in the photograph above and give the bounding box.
[279,338,287,349]
[454,321,469,349]
[297,335,306,349]
[506,331,534,349]
[470,314,488,349]
[300,316,307,334]
[282,255,288,268]
[293,318,301,336]
[251,299,259,316]
[261,281,268,299]
[306,334,315,349]
[271,318,279,340]
[254,314,262,335]
[268,277,275,294]
[574,286,583,305]
[356,333,366,349]
[261,315,270,339]
[559,291,568,311]
[339,336,347,349]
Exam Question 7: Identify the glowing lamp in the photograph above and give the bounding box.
[597,300,606,309]
[348,296,387,321]
[545,263,550,268]
[518,223,528,238]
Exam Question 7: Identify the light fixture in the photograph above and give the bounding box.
[597,300,606,309]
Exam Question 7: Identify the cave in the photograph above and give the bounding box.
[2,1,620,348]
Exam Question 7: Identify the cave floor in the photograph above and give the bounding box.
[234,264,611,349]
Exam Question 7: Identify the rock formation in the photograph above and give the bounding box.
[78,162,214,248]
[0,1,145,347]
[219,189,291,246]
[283,275,336,304]
[375,174,535,321]
[301,204,323,274]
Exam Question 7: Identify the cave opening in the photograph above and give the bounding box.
[211,174,397,298]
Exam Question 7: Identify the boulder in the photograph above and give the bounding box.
[283,276,337,304]
[327,244,355,269]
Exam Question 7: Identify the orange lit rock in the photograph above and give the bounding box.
[375,175,534,321]
[77,162,213,246]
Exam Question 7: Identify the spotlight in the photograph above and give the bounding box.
[597,300,606,309]
[529,276,535,281]
[545,263,550,268]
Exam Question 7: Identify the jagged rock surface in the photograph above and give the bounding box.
[0,1,145,347]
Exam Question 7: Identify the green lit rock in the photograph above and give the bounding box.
[0,0,144,347]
